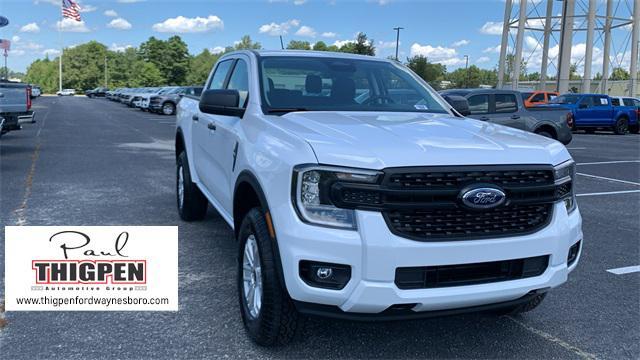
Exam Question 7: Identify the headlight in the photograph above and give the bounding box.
[554,160,577,213]
[293,165,381,229]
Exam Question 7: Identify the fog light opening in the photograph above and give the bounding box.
[299,261,351,290]
[567,240,581,266]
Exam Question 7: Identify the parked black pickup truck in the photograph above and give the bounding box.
[86,87,109,98]
[440,89,573,144]
[0,80,35,137]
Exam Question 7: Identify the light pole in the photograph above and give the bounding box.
[464,55,469,88]
[393,27,404,61]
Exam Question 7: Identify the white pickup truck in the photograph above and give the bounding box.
[175,50,583,346]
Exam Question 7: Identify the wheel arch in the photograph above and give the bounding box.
[233,170,287,290]
[534,123,558,139]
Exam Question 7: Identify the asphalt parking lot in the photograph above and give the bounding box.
[0,96,638,359]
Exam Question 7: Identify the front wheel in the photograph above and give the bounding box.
[176,152,208,221]
[238,208,300,346]
[613,117,629,135]
[162,102,176,115]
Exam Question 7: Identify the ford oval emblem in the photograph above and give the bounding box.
[461,187,506,209]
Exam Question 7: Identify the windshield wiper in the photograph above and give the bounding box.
[266,108,311,114]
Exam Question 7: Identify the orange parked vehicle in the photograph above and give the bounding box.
[521,91,559,107]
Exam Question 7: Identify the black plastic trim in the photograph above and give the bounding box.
[294,290,547,322]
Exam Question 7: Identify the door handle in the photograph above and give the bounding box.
[479,116,490,121]
[192,114,199,121]
[207,122,217,130]
[511,115,520,119]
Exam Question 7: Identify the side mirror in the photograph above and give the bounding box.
[441,95,470,116]
[199,89,245,117]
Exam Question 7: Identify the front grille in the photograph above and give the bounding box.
[385,204,552,241]
[387,169,553,189]
[395,255,549,289]
[331,165,563,241]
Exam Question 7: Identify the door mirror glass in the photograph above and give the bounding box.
[199,89,245,117]
[442,95,470,116]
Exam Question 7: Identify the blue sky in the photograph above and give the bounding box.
[0,0,635,74]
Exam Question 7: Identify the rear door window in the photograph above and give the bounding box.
[467,94,489,114]
[594,96,609,106]
[494,93,518,113]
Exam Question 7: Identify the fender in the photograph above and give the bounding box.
[234,170,288,291]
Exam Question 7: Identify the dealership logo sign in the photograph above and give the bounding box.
[5,226,178,311]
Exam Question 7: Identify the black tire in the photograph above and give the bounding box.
[162,102,176,115]
[176,152,207,221]
[535,130,554,139]
[613,117,629,135]
[237,208,300,346]
[493,293,547,316]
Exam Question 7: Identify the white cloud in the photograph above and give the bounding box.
[483,45,502,53]
[104,9,118,17]
[108,18,132,30]
[295,25,317,38]
[20,22,41,33]
[476,56,491,63]
[117,0,145,3]
[258,19,300,36]
[294,0,306,4]
[451,39,470,47]
[43,48,61,57]
[377,40,397,49]
[80,4,97,12]
[211,46,225,54]
[12,35,21,43]
[11,49,26,56]
[56,18,90,32]
[321,32,337,38]
[333,39,354,47]
[109,43,133,52]
[152,15,224,33]
[410,43,466,66]
[480,21,503,35]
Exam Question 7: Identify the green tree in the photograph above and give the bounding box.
[60,41,109,91]
[129,61,165,86]
[109,47,141,87]
[610,67,630,80]
[187,49,221,85]
[287,40,312,50]
[569,63,582,80]
[447,65,483,88]
[25,57,58,93]
[139,36,190,85]
[339,33,375,56]
[226,35,262,52]
[312,41,329,51]
[406,55,446,84]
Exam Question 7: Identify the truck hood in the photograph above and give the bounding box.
[275,111,571,169]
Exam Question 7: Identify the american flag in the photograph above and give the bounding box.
[0,39,11,51]
[62,0,82,22]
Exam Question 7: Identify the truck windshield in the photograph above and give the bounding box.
[549,94,580,104]
[259,56,448,114]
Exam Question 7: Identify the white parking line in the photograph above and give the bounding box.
[577,173,640,186]
[577,160,640,166]
[577,189,640,197]
[607,265,640,275]
[566,147,587,150]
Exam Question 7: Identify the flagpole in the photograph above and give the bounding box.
[58,2,63,93]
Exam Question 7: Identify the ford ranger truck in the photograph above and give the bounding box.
[175,50,582,346]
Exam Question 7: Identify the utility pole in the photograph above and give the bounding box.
[279,35,284,50]
[464,55,469,88]
[393,27,404,61]
[104,55,108,88]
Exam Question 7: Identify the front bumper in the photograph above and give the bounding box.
[275,201,582,314]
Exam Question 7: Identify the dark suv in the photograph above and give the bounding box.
[149,86,203,115]
[86,87,109,98]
